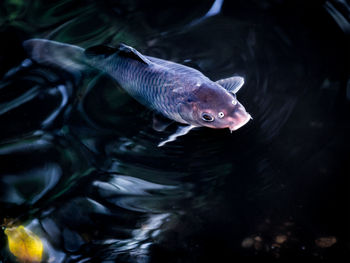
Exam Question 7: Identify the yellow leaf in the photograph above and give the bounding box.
[4,225,43,263]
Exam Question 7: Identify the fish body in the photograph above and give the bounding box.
[88,52,189,123]
[84,44,251,130]
[86,48,209,124]
[23,39,251,146]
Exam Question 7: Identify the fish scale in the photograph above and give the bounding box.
[104,57,188,121]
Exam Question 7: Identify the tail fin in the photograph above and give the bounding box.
[23,39,86,71]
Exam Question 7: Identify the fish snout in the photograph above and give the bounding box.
[227,108,252,132]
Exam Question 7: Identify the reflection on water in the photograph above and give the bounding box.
[0,0,349,262]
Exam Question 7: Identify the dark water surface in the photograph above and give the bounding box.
[0,0,349,262]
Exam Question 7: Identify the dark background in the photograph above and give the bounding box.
[0,0,349,262]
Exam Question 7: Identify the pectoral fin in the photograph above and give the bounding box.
[152,113,173,132]
[216,76,244,94]
[158,125,196,147]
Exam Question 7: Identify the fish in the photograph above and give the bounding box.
[23,39,252,146]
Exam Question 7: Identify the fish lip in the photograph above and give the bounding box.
[229,113,252,132]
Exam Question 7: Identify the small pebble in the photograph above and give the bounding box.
[275,235,287,244]
[241,237,254,248]
[254,236,262,242]
[315,236,337,248]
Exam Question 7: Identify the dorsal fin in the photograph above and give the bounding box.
[117,43,151,65]
[216,76,245,94]
[84,43,151,65]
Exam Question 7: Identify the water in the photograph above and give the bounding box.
[0,0,349,262]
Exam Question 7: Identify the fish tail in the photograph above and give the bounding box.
[23,38,86,71]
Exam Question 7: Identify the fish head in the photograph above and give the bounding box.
[178,83,251,132]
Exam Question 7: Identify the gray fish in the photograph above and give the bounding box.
[23,39,251,146]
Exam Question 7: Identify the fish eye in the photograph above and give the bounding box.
[232,99,237,105]
[218,112,224,118]
[201,113,214,122]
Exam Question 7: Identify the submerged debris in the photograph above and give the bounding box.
[4,225,43,263]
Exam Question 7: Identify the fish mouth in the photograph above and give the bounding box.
[228,111,252,132]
